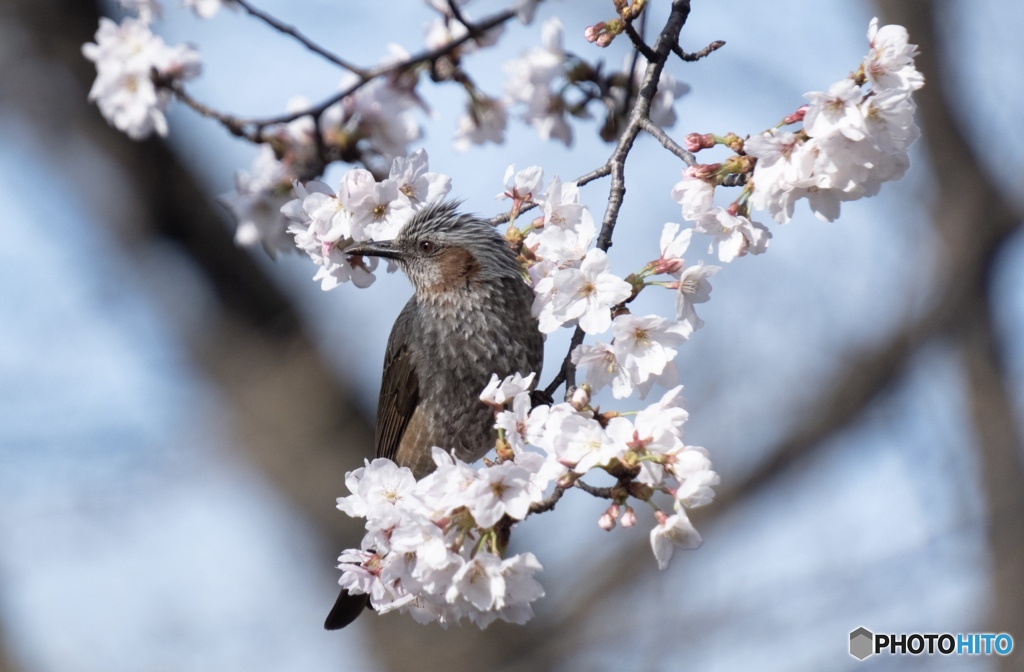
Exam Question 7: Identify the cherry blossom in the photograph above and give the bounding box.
[82,17,201,139]
[650,511,702,569]
[479,372,537,407]
[674,262,719,333]
[541,249,632,334]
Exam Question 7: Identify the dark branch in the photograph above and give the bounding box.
[573,479,615,499]
[162,6,521,143]
[639,116,696,166]
[622,21,658,62]
[672,39,725,62]
[488,164,612,226]
[529,485,565,514]
[233,0,366,76]
[445,0,471,30]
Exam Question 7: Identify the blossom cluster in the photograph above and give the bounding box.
[671,17,923,261]
[79,2,925,629]
[498,165,714,400]
[82,17,201,139]
[456,17,688,151]
[334,374,718,626]
[282,149,452,289]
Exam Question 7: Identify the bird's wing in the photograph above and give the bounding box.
[375,298,420,462]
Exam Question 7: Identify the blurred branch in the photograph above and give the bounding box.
[0,627,19,672]
[876,1,1024,667]
[2,0,373,623]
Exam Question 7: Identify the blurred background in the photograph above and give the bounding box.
[1,0,1022,669]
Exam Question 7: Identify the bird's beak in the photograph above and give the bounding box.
[343,240,402,260]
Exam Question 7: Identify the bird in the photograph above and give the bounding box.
[324,200,544,630]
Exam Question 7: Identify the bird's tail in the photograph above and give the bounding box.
[324,590,371,630]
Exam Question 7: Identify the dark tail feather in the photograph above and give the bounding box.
[324,590,371,630]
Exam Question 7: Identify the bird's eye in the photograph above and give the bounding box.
[418,240,435,253]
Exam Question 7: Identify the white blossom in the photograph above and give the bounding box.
[464,463,541,527]
[572,341,635,399]
[220,146,295,258]
[670,171,715,221]
[389,148,452,207]
[865,18,924,92]
[674,262,719,333]
[804,78,867,141]
[650,511,702,569]
[541,249,632,334]
[693,208,771,263]
[611,313,689,387]
[117,0,162,22]
[184,0,233,18]
[498,164,545,204]
[480,372,536,407]
[453,97,508,151]
[82,17,201,140]
[504,18,571,145]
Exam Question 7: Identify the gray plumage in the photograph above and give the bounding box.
[325,200,544,629]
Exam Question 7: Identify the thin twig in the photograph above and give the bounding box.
[446,0,471,30]
[639,116,696,166]
[557,326,587,394]
[596,0,691,252]
[529,485,566,514]
[233,0,365,76]
[529,0,693,398]
[161,78,247,136]
[672,39,725,62]
[574,479,615,499]
[622,21,657,62]
[488,164,612,226]
[162,6,520,142]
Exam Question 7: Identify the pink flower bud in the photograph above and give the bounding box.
[651,257,683,275]
[598,512,616,531]
[691,163,721,180]
[584,22,605,43]
[596,33,615,48]
[684,133,715,152]
[653,509,669,526]
[620,507,637,528]
[569,384,591,410]
[783,104,809,126]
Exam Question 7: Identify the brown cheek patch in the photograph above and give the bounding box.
[435,247,481,291]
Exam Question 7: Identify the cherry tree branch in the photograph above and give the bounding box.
[639,116,695,165]
[536,0,695,398]
[529,478,618,515]
[671,39,725,62]
[159,5,522,144]
[232,0,366,76]
[622,20,657,62]
[491,1,706,400]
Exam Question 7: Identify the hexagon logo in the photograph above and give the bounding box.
[849,627,874,660]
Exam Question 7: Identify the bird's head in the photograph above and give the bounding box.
[344,201,522,296]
